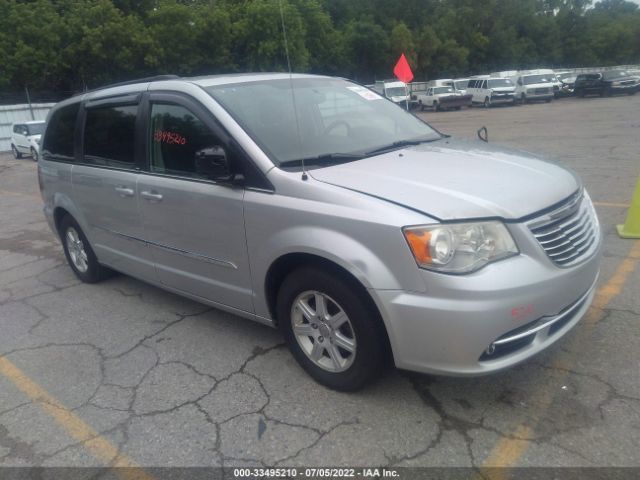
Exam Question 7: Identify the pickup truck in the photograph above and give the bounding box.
[416,86,472,111]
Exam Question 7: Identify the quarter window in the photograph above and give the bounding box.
[83,105,137,169]
[149,103,222,179]
[42,103,80,161]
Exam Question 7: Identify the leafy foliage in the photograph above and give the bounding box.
[1,0,639,93]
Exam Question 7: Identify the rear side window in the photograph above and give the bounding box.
[83,105,137,169]
[149,103,222,179]
[42,103,80,161]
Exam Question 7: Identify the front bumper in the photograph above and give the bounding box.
[371,228,601,376]
[489,94,514,104]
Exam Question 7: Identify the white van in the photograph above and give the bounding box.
[373,80,409,105]
[512,73,555,103]
[466,76,516,107]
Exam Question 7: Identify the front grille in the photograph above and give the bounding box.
[528,191,600,267]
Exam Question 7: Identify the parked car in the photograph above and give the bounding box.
[512,73,555,103]
[415,85,471,111]
[373,79,409,105]
[574,70,639,97]
[467,77,516,107]
[11,120,45,161]
[556,72,577,96]
[519,69,562,97]
[452,78,470,95]
[39,73,602,391]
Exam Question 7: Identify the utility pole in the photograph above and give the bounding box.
[25,86,35,120]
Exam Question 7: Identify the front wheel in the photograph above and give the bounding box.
[277,267,386,391]
[484,97,491,108]
[11,145,22,159]
[30,147,38,162]
[59,216,111,283]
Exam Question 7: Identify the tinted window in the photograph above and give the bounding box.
[481,80,487,88]
[149,103,222,179]
[83,105,137,169]
[13,125,23,134]
[42,103,80,160]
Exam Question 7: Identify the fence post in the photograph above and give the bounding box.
[25,86,35,120]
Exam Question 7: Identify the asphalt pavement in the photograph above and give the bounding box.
[0,95,638,476]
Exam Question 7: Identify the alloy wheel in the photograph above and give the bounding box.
[290,290,357,372]
[65,227,89,273]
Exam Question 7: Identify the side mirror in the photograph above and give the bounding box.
[195,146,233,182]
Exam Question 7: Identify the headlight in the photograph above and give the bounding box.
[611,81,621,86]
[403,221,518,274]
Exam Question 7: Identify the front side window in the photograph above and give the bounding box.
[42,103,80,161]
[83,105,137,169]
[149,103,222,179]
[434,87,454,94]
[13,125,24,134]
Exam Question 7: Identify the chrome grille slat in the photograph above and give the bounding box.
[527,192,600,267]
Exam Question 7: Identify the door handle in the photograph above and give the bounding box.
[140,190,163,202]
[114,186,134,197]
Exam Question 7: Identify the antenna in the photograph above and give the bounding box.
[278,0,307,180]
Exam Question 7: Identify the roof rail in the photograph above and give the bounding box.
[89,75,181,93]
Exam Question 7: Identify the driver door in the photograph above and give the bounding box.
[137,93,253,312]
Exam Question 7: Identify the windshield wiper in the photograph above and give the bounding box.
[364,137,440,156]
[279,152,365,168]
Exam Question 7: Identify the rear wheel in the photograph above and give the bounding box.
[545,97,552,103]
[59,216,111,283]
[520,93,527,104]
[277,267,386,391]
[433,101,440,111]
[577,89,585,98]
[11,145,22,159]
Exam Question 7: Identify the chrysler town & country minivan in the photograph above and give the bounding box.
[39,74,602,390]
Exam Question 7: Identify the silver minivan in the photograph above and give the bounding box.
[39,74,602,390]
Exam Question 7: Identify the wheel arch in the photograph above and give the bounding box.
[264,252,392,355]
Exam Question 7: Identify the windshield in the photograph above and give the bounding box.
[523,75,554,85]
[385,87,406,98]
[434,86,454,94]
[603,70,628,80]
[206,78,440,167]
[454,80,468,90]
[488,79,513,88]
[27,123,45,135]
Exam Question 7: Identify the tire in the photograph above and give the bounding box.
[484,97,490,108]
[455,106,462,111]
[601,87,611,97]
[628,91,636,96]
[277,267,387,391]
[545,97,552,103]
[419,101,424,111]
[577,89,585,98]
[433,101,439,111]
[520,93,527,104]
[59,215,111,283]
[30,147,38,162]
[11,144,22,159]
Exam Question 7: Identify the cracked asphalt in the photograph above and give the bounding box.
[0,95,639,472]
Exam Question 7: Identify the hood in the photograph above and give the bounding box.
[390,96,408,103]
[28,134,41,142]
[309,138,579,221]
[491,87,515,93]
[525,82,554,88]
